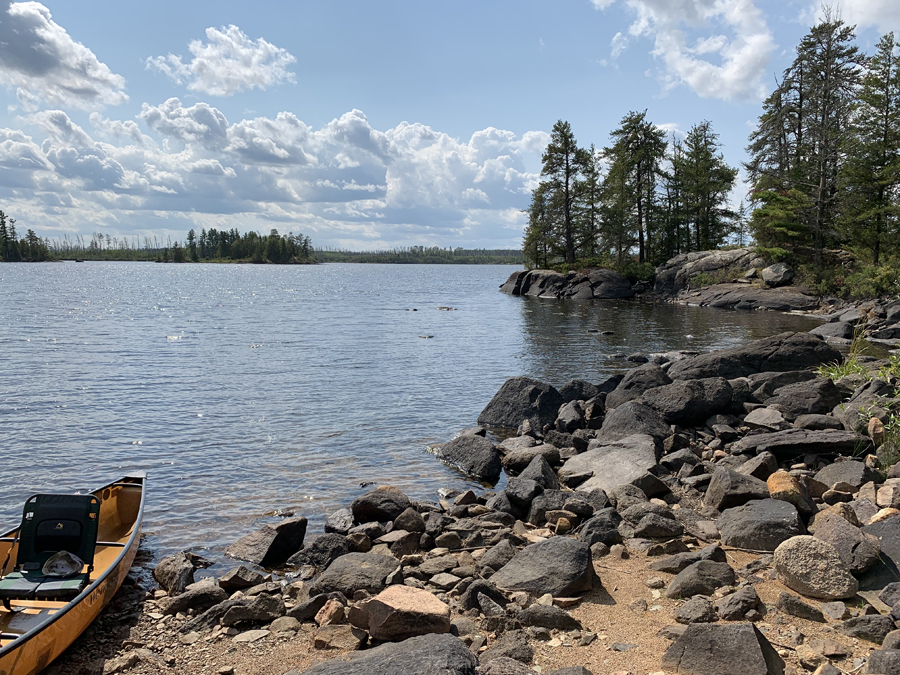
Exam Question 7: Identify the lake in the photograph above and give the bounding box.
[0,262,820,565]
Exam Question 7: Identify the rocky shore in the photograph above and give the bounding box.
[50,330,900,675]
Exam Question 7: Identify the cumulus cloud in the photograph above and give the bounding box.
[816,0,900,32]
[594,0,775,102]
[2,105,544,248]
[0,2,127,110]
[146,25,296,96]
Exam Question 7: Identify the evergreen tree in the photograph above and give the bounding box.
[541,120,589,264]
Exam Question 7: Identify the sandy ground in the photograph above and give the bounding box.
[44,546,884,675]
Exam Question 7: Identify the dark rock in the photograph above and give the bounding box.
[477,377,565,431]
[287,592,348,622]
[833,379,899,433]
[458,579,508,611]
[477,657,534,675]
[761,263,793,287]
[660,447,701,472]
[812,512,881,574]
[838,615,895,644]
[815,460,882,490]
[794,414,845,431]
[226,517,308,567]
[661,622,785,675]
[352,486,412,523]
[287,534,351,570]
[480,630,534,665]
[595,401,671,443]
[502,444,561,474]
[158,583,228,616]
[309,553,400,597]
[221,592,285,626]
[642,378,733,425]
[606,364,672,410]
[218,566,266,593]
[559,380,600,404]
[545,668,595,675]
[560,434,661,495]
[555,401,585,433]
[860,516,900,590]
[649,545,726,574]
[153,552,196,596]
[764,379,844,421]
[715,586,760,620]
[297,633,477,674]
[392,507,427,533]
[865,650,900,674]
[666,561,735,599]
[506,477,543,509]
[667,332,840,381]
[437,436,502,482]
[675,596,718,624]
[325,508,355,535]
[481,540,518,571]
[730,428,872,462]
[810,320,855,339]
[518,455,560,490]
[517,605,581,630]
[634,513,685,539]
[881,583,900,608]
[775,592,826,622]
[704,467,770,511]
[491,537,593,597]
[578,509,623,547]
[527,490,570,526]
[607,484,649,511]
[718,500,803,551]
[738,452,779,481]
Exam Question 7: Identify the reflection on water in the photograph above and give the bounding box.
[0,262,819,568]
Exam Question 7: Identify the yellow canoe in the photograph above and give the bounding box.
[0,473,146,675]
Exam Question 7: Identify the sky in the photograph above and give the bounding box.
[0,1,898,251]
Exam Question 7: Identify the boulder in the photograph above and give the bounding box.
[518,455,560,490]
[810,321,855,340]
[287,534,350,569]
[812,512,881,574]
[393,508,427,534]
[219,566,266,593]
[641,378,733,425]
[704,467,770,511]
[761,263,793,287]
[675,596,718,624]
[226,517,308,567]
[661,622,786,675]
[351,486,412,523]
[666,332,841,381]
[832,378,899,433]
[715,585,760,620]
[361,586,451,642]
[606,364,672,410]
[773,536,858,600]
[767,471,816,516]
[491,537,594,597]
[738,452,779,481]
[815,460,882,491]
[859,516,900,590]
[764,379,844,421]
[649,544,727,574]
[594,401,671,443]
[298,633,477,675]
[479,630,534,664]
[865,650,900,674]
[838,615,896,644]
[437,436,502,482]
[666,561,735,599]
[730,429,872,462]
[654,248,765,297]
[158,583,228,616]
[558,380,600,404]
[309,553,400,597]
[325,508,355,535]
[555,401,585,433]
[153,552,196,596]
[481,540,518,571]
[586,268,635,299]
[477,377,564,431]
[560,434,661,495]
[680,283,819,312]
[717,500,803,551]
[502,443,561,475]
[220,592,285,627]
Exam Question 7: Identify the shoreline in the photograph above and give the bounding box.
[48,329,900,675]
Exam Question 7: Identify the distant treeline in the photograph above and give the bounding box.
[315,246,523,264]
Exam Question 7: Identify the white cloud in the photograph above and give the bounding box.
[0,2,127,111]
[2,105,544,248]
[595,0,775,102]
[146,25,296,97]
[814,0,900,32]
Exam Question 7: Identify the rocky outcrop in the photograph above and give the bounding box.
[655,249,766,297]
[499,268,634,300]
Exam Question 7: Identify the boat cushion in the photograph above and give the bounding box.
[34,576,86,600]
[0,572,40,599]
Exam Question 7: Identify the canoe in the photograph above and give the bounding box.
[0,472,146,675]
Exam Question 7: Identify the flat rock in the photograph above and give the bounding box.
[312,625,367,651]
[218,566,266,593]
[362,586,451,641]
[661,622,786,675]
[491,537,593,597]
[309,553,400,596]
[731,429,872,462]
[641,377,733,425]
[226,517,307,567]
[775,592,826,622]
[561,434,661,495]
[300,633,476,674]
[815,461,882,491]
[773,536,858,600]
[838,615,896,644]
[516,604,581,630]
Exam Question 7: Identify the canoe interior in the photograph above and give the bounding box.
[0,475,144,674]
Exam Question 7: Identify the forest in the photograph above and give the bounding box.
[316,247,523,264]
[525,16,900,296]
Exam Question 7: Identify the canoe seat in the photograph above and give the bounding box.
[0,493,100,609]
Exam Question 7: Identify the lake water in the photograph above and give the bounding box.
[0,262,820,566]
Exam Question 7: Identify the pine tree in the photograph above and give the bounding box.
[541,120,589,264]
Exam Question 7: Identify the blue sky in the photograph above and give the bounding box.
[0,1,897,250]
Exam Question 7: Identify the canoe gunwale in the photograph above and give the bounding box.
[0,472,146,661]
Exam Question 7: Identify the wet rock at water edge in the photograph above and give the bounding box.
[351,486,412,523]
[436,435,502,482]
[476,376,564,431]
[226,516,308,567]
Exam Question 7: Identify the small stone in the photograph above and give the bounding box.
[821,602,849,621]
[645,576,665,589]
[629,598,648,613]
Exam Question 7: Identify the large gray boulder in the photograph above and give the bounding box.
[225,516,307,567]
[560,434,660,495]
[594,401,671,443]
[606,364,672,410]
[641,377,733,425]
[761,263,793,287]
[730,428,872,461]
[585,268,635,299]
[309,553,400,596]
[661,622,785,675]
[704,467,769,511]
[810,321,856,340]
[814,460,881,490]
[860,515,900,590]
[298,633,477,674]
[717,499,803,551]
[813,512,881,574]
[437,435,502,482]
[763,378,844,420]
[678,283,820,312]
[477,377,564,431]
[773,536,858,600]
[153,552,196,596]
[352,486,412,523]
[491,537,594,597]
[666,332,840,381]
[287,533,350,569]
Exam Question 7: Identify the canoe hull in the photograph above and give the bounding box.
[0,474,145,675]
